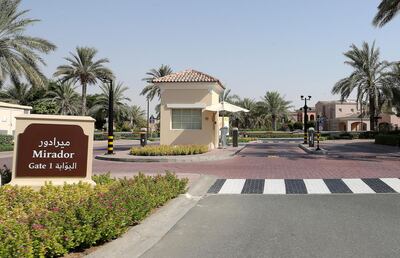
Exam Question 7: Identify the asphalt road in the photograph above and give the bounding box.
[142,194,400,258]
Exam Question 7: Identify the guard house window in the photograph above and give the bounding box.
[172,109,202,129]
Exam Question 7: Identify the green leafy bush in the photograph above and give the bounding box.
[359,131,378,139]
[0,172,187,257]
[0,135,13,146]
[130,145,209,156]
[375,134,400,146]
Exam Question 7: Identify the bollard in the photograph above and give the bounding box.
[232,127,239,147]
[308,127,315,147]
[140,128,147,147]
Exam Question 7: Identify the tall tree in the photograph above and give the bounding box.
[0,78,31,105]
[54,47,113,115]
[141,64,173,101]
[0,0,56,87]
[46,82,80,115]
[219,88,240,103]
[332,42,390,131]
[90,82,130,124]
[257,91,292,131]
[127,105,146,129]
[373,0,400,27]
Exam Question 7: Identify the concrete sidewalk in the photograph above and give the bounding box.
[86,174,216,258]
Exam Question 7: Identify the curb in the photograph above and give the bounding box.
[298,144,327,155]
[95,145,246,163]
[86,174,216,258]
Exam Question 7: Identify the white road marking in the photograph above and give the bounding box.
[303,179,331,194]
[218,179,246,194]
[380,178,400,193]
[342,178,375,193]
[264,179,286,194]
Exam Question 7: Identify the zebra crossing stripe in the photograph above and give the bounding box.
[264,179,286,194]
[380,178,400,192]
[241,179,265,194]
[285,179,308,194]
[303,179,331,194]
[209,178,400,195]
[323,179,352,193]
[362,178,396,193]
[342,179,375,194]
[219,179,246,194]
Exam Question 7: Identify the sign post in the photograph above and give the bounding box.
[10,114,96,187]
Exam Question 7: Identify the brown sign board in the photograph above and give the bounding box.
[16,124,88,177]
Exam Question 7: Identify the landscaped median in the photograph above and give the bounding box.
[0,172,187,258]
[130,144,209,156]
[96,144,246,163]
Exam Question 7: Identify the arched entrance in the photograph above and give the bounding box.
[310,115,315,121]
[350,122,367,131]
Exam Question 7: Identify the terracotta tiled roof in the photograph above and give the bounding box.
[153,69,225,89]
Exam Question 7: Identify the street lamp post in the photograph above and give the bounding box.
[300,95,311,144]
[100,77,114,155]
[147,97,150,140]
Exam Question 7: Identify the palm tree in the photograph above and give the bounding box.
[46,82,80,115]
[54,47,113,115]
[219,88,240,103]
[332,42,390,131]
[373,0,400,27]
[257,91,292,131]
[127,105,146,129]
[141,64,173,101]
[0,0,56,87]
[90,82,131,124]
[233,97,256,128]
[0,79,32,105]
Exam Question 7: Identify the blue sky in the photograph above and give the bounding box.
[21,0,400,112]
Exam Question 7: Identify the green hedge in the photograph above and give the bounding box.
[375,134,400,146]
[130,145,209,156]
[0,172,187,257]
[241,132,303,138]
[0,135,13,145]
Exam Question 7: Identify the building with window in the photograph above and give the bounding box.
[0,101,32,135]
[153,69,225,149]
[289,107,316,123]
[315,100,370,131]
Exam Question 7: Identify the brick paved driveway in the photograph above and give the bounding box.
[92,141,400,179]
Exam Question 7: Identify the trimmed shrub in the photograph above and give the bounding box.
[0,135,13,146]
[130,145,209,156]
[359,131,378,139]
[375,134,400,146]
[0,144,13,152]
[0,172,187,257]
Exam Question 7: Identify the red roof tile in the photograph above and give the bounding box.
[153,69,225,88]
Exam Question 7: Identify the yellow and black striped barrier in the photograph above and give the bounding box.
[107,135,114,154]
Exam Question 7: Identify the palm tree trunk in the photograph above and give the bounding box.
[272,115,276,131]
[81,83,87,115]
[369,94,375,131]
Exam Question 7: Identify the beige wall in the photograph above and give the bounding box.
[0,105,31,135]
[159,82,223,149]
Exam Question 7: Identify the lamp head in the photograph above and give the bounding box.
[301,95,304,100]
[308,95,312,100]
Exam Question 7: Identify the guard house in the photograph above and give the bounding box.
[153,69,225,149]
[0,101,32,135]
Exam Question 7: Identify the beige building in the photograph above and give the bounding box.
[315,100,369,131]
[289,107,316,123]
[0,101,32,135]
[153,69,225,149]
